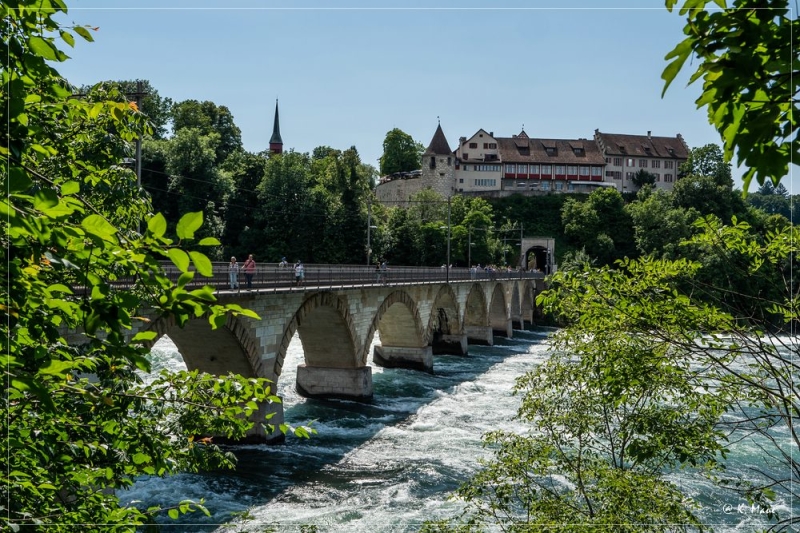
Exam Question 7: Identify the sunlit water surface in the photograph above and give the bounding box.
[121,329,791,532]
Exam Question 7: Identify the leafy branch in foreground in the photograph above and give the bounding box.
[662,0,799,191]
[3,1,312,530]
[426,219,797,532]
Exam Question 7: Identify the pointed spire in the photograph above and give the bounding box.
[425,122,452,155]
[269,99,283,154]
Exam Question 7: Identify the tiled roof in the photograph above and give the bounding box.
[594,131,689,159]
[497,136,606,165]
[425,124,453,155]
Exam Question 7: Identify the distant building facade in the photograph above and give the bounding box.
[375,124,690,204]
[594,129,690,193]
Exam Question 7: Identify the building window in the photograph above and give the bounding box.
[463,153,469,160]
[475,178,497,187]
[505,164,516,173]
[626,171,635,180]
[626,158,635,167]
[541,181,550,191]
[518,164,527,174]
[488,143,497,149]
[555,182,564,191]
[545,147,556,156]
[664,173,673,182]
[516,181,527,187]
[555,165,566,175]
[664,160,674,169]
[541,164,552,175]
[430,156,435,169]
[653,173,660,181]
[613,157,622,166]
[615,171,622,180]
[459,178,464,183]
[530,164,539,174]
[568,182,575,191]
[447,157,451,166]
[652,160,661,168]
[469,142,477,149]
[605,157,610,163]
[639,159,648,167]
[592,167,602,176]
[573,148,585,156]
[462,165,469,171]
[567,165,577,175]
[580,166,590,176]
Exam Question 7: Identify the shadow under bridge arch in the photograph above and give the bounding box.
[144,314,283,444]
[369,289,432,373]
[280,292,373,402]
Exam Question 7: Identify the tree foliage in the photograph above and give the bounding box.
[562,187,635,266]
[430,219,798,531]
[662,0,799,190]
[171,99,242,162]
[2,2,310,529]
[78,80,174,140]
[632,168,657,189]
[378,128,423,176]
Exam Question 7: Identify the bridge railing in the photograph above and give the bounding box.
[113,263,544,293]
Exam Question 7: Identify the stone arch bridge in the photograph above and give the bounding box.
[128,277,544,443]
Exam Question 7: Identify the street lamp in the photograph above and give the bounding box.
[366,225,377,266]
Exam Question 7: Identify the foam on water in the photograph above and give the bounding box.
[126,329,790,532]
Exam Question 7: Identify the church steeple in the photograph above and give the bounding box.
[269,99,283,154]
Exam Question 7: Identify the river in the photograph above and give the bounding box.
[121,328,788,532]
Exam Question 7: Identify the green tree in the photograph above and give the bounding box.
[2,2,310,530]
[220,149,269,259]
[431,220,798,531]
[632,168,657,188]
[171,99,242,162]
[164,127,233,250]
[562,187,635,265]
[678,143,733,186]
[79,80,173,139]
[662,0,799,190]
[626,187,693,258]
[378,128,423,176]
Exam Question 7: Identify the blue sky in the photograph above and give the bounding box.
[58,0,796,192]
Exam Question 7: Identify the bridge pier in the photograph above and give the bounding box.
[296,365,373,402]
[431,333,468,356]
[373,345,433,373]
[493,319,513,338]
[511,313,525,331]
[466,326,493,346]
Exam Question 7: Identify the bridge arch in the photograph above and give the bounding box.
[425,284,461,344]
[368,289,433,372]
[463,283,487,327]
[368,290,426,356]
[489,284,512,337]
[276,292,360,375]
[144,313,265,380]
[521,280,536,326]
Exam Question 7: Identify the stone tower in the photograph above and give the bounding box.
[269,99,283,155]
[421,122,455,198]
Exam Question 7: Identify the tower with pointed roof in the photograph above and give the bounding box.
[421,121,455,198]
[269,100,283,155]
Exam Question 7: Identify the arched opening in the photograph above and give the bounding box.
[427,285,466,356]
[489,284,511,338]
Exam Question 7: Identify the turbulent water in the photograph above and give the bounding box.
[121,329,789,532]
